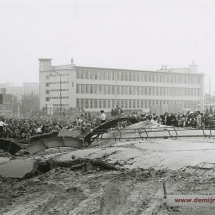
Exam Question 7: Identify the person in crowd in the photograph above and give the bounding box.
[0,118,7,138]
[100,110,107,123]
[196,112,202,129]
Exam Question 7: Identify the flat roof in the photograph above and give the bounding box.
[75,66,204,75]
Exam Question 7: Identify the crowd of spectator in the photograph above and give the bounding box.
[0,113,100,139]
[0,110,131,140]
[0,108,214,140]
[138,110,214,128]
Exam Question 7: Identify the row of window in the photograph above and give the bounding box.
[46,74,69,79]
[45,82,74,87]
[76,84,200,97]
[76,99,199,109]
[76,70,201,84]
[46,89,69,94]
[48,81,69,84]
[46,96,69,101]
[51,89,69,91]
[52,104,69,106]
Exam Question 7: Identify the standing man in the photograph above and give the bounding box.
[0,118,7,138]
[100,110,107,124]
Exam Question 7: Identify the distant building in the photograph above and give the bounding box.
[0,89,12,116]
[0,82,39,97]
[39,58,204,112]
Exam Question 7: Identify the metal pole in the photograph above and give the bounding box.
[60,74,62,117]
[209,78,211,96]
[115,71,117,108]
[18,102,20,119]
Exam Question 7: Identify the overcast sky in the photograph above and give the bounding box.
[0,0,215,93]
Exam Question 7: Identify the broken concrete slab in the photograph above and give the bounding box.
[0,157,10,164]
[0,138,22,155]
[0,158,49,178]
[54,137,215,171]
[25,136,83,154]
[0,158,36,178]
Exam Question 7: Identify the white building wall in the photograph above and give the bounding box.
[39,59,204,112]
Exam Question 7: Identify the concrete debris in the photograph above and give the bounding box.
[2,128,215,214]
[0,158,50,179]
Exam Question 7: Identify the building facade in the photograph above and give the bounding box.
[39,59,204,112]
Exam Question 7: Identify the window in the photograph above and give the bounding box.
[117,86,120,94]
[133,73,136,81]
[112,86,115,94]
[46,97,49,101]
[81,99,84,108]
[81,85,84,94]
[94,99,98,108]
[108,71,111,80]
[137,73,140,82]
[121,86,124,95]
[76,70,80,79]
[133,86,137,95]
[90,85,93,94]
[46,75,49,79]
[95,85,98,94]
[112,71,115,80]
[90,70,94,79]
[103,100,106,108]
[85,70,89,79]
[99,100,102,108]
[98,71,102,80]
[81,70,84,79]
[85,99,89,108]
[117,72,120,81]
[46,83,49,87]
[46,90,49,94]
[137,100,140,108]
[129,86,132,95]
[141,74,144,82]
[140,87,143,95]
[137,87,140,95]
[99,85,102,94]
[76,99,80,107]
[95,71,98,80]
[151,74,154,82]
[129,100,132,108]
[121,100,124,108]
[108,100,111,108]
[129,72,132,81]
[125,72,128,81]
[90,99,93,108]
[121,72,124,81]
[108,86,112,94]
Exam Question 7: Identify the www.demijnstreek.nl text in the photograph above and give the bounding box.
[164,195,215,207]
[174,198,215,204]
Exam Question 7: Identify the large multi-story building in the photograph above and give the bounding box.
[39,58,204,112]
[0,82,39,97]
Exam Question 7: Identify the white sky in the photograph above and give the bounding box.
[0,0,215,92]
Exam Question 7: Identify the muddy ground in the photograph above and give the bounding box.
[1,165,215,215]
[0,135,215,215]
